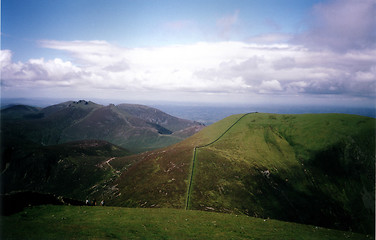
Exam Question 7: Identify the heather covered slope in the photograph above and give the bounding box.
[1,140,130,200]
[108,114,243,208]
[109,113,375,234]
[1,100,204,203]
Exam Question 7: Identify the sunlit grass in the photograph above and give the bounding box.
[189,113,375,233]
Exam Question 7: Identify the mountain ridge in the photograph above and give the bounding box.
[107,112,374,234]
[1,100,204,153]
[1,107,374,234]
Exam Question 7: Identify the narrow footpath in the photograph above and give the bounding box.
[105,157,116,169]
[98,157,120,176]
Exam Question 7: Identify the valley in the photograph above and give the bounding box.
[1,101,375,238]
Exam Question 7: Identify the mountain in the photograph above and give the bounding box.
[106,113,375,234]
[1,100,204,202]
[2,106,374,234]
[1,100,204,153]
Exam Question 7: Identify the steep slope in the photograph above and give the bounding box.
[60,104,202,152]
[1,100,204,153]
[109,113,375,234]
[190,113,374,234]
[116,104,200,132]
[108,114,242,208]
[1,140,130,200]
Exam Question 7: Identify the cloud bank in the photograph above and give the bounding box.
[2,41,374,100]
[296,0,376,52]
[1,0,375,105]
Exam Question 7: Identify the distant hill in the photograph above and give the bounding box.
[107,113,375,234]
[1,104,42,119]
[1,100,204,153]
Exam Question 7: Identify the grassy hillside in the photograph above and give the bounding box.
[2,110,374,235]
[191,113,375,233]
[110,113,375,234]
[108,114,243,208]
[1,205,371,240]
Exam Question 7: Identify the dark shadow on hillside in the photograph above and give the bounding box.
[246,160,375,235]
[0,191,84,216]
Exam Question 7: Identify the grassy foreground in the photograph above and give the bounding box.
[1,205,372,240]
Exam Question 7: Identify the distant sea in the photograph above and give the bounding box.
[153,104,376,125]
[1,98,374,125]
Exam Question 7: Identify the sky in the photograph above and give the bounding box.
[1,0,376,107]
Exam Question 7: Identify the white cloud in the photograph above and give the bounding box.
[1,38,375,102]
[0,49,12,64]
[355,67,376,82]
[259,80,283,93]
[39,40,129,70]
[1,51,86,88]
[1,0,374,107]
[248,33,292,44]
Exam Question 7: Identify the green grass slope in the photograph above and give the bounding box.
[111,113,375,234]
[1,205,371,240]
[191,113,375,234]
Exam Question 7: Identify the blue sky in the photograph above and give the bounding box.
[1,0,375,107]
[2,0,316,60]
